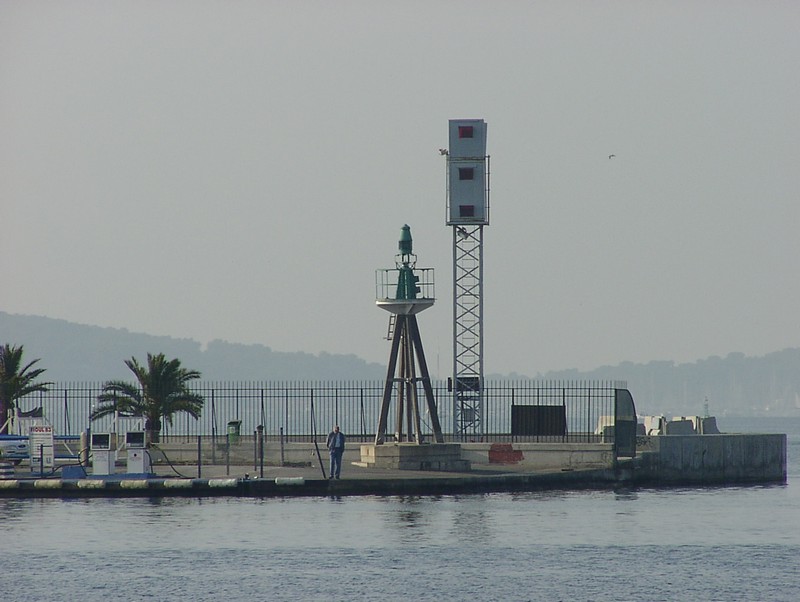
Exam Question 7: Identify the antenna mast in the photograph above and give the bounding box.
[445,119,489,440]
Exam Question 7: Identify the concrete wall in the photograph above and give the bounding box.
[460,442,615,471]
[635,434,786,484]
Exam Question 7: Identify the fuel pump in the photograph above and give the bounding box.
[125,431,151,474]
[91,433,114,475]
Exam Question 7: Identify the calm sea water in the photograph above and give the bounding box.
[1,417,798,602]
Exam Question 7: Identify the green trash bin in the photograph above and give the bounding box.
[227,420,242,445]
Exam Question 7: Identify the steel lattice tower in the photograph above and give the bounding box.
[445,119,489,440]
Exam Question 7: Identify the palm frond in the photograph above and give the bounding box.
[93,353,204,438]
[0,345,50,432]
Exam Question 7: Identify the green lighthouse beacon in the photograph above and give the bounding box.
[376,224,434,316]
[374,225,444,445]
[395,224,421,301]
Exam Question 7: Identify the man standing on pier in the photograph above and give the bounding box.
[326,425,345,479]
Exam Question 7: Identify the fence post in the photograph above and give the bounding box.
[280,427,285,467]
[211,388,217,465]
[226,431,230,476]
[360,387,366,440]
[257,425,264,478]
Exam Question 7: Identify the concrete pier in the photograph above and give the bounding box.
[0,433,786,498]
[633,433,787,484]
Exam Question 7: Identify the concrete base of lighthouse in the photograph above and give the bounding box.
[356,443,470,472]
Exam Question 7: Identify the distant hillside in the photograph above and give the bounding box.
[0,311,386,382]
[3,311,799,417]
[530,350,800,417]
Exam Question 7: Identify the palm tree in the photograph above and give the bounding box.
[0,344,50,434]
[92,353,204,444]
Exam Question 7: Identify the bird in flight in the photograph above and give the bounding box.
[608,154,616,159]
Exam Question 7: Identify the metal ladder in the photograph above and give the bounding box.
[385,315,396,340]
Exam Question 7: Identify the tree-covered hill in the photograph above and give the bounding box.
[1,311,386,382]
[4,311,799,416]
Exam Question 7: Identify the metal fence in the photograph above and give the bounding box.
[14,380,626,444]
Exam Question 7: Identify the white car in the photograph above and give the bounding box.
[0,437,29,464]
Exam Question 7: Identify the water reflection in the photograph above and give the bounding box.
[449,497,492,544]
[384,495,434,531]
[0,499,31,524]
[397,508,424,527]
[613,489,639,501]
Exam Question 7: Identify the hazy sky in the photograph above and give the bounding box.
[2,1,799,377]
